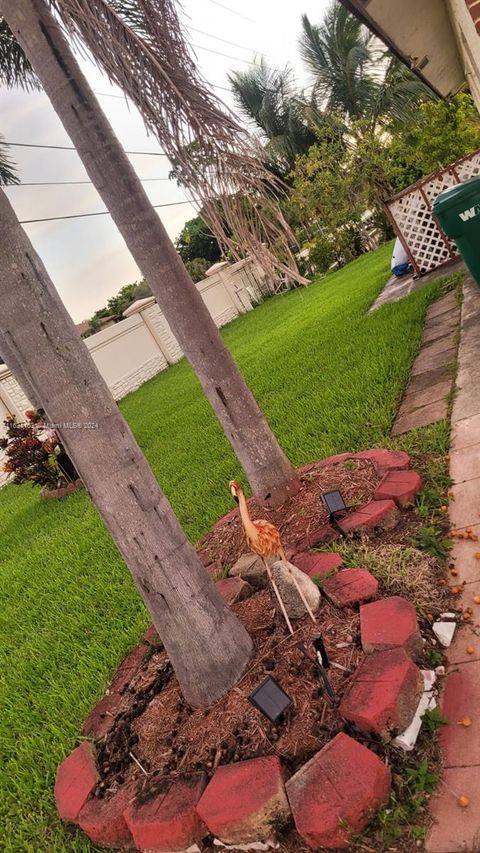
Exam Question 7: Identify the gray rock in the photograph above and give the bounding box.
[230,553,268,589]
[271,560,321,620]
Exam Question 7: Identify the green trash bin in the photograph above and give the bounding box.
[433,176,480,286]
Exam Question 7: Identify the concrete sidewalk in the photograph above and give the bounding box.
[426,275,480,853]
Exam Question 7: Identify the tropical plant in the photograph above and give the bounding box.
[229,59,316,175]
[1,0,300,507]
[0,412,60,488]
[299,3,432,126]
[0,184,253,708]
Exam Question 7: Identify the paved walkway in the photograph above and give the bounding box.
[369,259,462,312]
[426,275,480,853]
[392,290,461,435]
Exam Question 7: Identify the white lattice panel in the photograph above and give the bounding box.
[389,189,454,273]
[456,151,480,181]
[384,150,480,274]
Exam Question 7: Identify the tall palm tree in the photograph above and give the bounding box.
[299,3,432,126]
[1,0,300,507]
[0,185,253,709]
[229,60,316,176]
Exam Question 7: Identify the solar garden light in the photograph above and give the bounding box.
[248,676,293,724]
[297,638,337,704]
[320,489,348,524]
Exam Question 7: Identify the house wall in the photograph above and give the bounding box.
[448,0,480,109]
[0,258,268,485]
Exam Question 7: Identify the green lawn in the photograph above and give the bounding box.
[0,244,453,851]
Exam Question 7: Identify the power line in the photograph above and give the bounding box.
[19,199,192,225]
[11,177,171,187]
[4,141,167,156]
[205,0,254,22]
[191,43,255,65]
[187,26,266,55]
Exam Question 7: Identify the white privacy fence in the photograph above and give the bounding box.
[384,148,480,275]
[0,258,272,484]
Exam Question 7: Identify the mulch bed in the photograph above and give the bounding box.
[94,592,361,803]
[198,458,379,568]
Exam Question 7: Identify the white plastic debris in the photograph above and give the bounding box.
[435,665,446,676]
[335,642,350,649]
[393,670,437,752]
[433,621,456,648]
[440,612,457,620]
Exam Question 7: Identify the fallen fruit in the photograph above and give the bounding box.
[427,613,434,622]
[474,596,480,605]
[464,612,472,620]
[466,646,476,655]
[450,569,459,576]
[462,717,472,727]
[441,505,448,511]
[458,796,470,808]
[475,553,480,560]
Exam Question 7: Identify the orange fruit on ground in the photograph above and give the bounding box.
[462,717,472,727]
[466,646,476,655]
[475,553,480,560]
[450,570,458,576]
[474,596,480,605]
[458,796,470,808]
[441,505,448,511]
[464,612,472,620]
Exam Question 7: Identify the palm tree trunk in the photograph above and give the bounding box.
[2,0,299,507]
[0,187,252,708]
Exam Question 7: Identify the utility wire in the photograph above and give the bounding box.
[19,199,192,225]
[12,177,171,187]
[4,141,167,156]
[187,26,266,55]
[205,0,254,22]
[191,43,255,64]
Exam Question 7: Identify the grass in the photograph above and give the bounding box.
[0,244,459,851]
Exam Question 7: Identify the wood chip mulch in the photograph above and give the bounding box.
[94,590,362,804]
[198,459,380,569]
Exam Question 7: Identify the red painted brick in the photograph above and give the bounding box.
[323,569,378,607]
[339,500,400,536]
[340,648,424,737]
[292,551,343,578]
[286,733,391,850]
[55,742,99,823]
[293,524,339,552]
[196,756,290,845]
[124,774,207,852]
[360,596,422,658]
[374,470,423,508]
[78,783,136,848]
[355,448,410,474]
[215,576,252,605]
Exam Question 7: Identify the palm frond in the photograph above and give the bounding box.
[51,0,306,282]
[0,135,19,185]
[0,18,40,90]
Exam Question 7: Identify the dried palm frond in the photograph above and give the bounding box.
[51,0,307,284]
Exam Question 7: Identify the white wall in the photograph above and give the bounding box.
[448,0,480,111]
[0,258,270,484]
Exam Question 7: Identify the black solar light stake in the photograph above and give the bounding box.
[320,490,348,524]
[248,676,293,724]
[313,635,330,669]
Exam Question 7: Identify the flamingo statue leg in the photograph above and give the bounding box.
[279,549,317,624]
[262,559,294,635]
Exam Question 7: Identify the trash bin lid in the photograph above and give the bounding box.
[433,175,480,215]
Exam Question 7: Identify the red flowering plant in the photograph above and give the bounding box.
[0,411,63,489]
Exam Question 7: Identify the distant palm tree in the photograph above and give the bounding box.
[0,135,18,185]
[229,60,316,175]
[299,3,432,127]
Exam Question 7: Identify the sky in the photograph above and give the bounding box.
[1,0,328,322]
